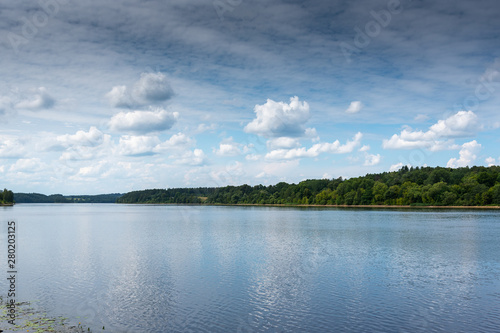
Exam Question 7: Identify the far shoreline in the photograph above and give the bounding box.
[116,202,500,210]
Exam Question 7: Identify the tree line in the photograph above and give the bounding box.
[13,193,123,203]
[1,188,14,204]
[117,166,500,206]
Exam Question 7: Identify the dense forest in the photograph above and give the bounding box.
[14,193,123,203]
[117,166,500,206]
[1,188,14,204]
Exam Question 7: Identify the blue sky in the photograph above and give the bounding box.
[0,0,499,194]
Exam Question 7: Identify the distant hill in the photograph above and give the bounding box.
[117,166,500,206]
[14,193,123,203]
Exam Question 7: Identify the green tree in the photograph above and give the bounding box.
[372,182,388,204]
[2,189,14,203]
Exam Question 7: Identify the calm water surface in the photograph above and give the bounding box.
[1,204,499,332]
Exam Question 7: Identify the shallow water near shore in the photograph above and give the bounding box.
[1,204,500,332]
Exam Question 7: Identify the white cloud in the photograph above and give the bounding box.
[383,111,480,150]
[357,144,381,166]
[106,72,174,108]
[132,72,174,103]
[265,132,362,160]
[105,86,131,108]
[213,137,242,156]
[174,149,207,166]
[9,158,45,173]
[154,132,194,152]
[245,154,261,161]
[359,145,370,152]
[109,108,178,134]
[57,127,105,147]
[196,123,217,133]
[389,162,404,172]
[266,137,300,150]
[54,127,112,162]
[305,128,320,141]
[485,157,497,166]
[117,135,161,156]
[215,143,241,156]
[447,140,481,168]
[345,101,363,114]
[363,153,381,166]
[15,87,55,110]
[428,111,480,137]
[244,96,310,137]
[77,161,108,177]
[0,136,26,158]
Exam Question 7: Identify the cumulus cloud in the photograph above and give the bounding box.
[9,158,45,173]
[15,87,55,110]
[0,136,26,158]
[359,145,370,152]
[174,149,207,166]
[53,127,113,162]
[57,127,105,147]
[265,132,362,160]
[105,86,131,108]
[213,137,255,157]
[383,111,480,150]
[428,111,480,137]
[154,133,194,152]
[266,137,300,150]
[106,72,174,108]
[345,101,363,114]
[109,108,178,134]
[446,140,481,168]
[245,154,261,161]
[485,157,497,166]
[357,145,380,166]
[77,162,108,178]
[305,128,320,141]
[363,153,381,166]
[116,132,197,157]
[132,72,174,103]
[117,135,161,156]
[389,162,405,172]
[196,123,217,133]
[215,142,241,156]
[244,96,310,137]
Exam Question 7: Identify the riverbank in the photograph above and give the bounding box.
[117,202,500,209]
[210,203,500,209]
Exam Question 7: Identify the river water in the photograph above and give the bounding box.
[1,204,499,332]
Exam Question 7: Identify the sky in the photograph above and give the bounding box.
[0,0,499,194]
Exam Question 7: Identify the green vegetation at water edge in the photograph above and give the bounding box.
[0,188,14,204]
[0,297,103,332]
[117,166,500,206]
